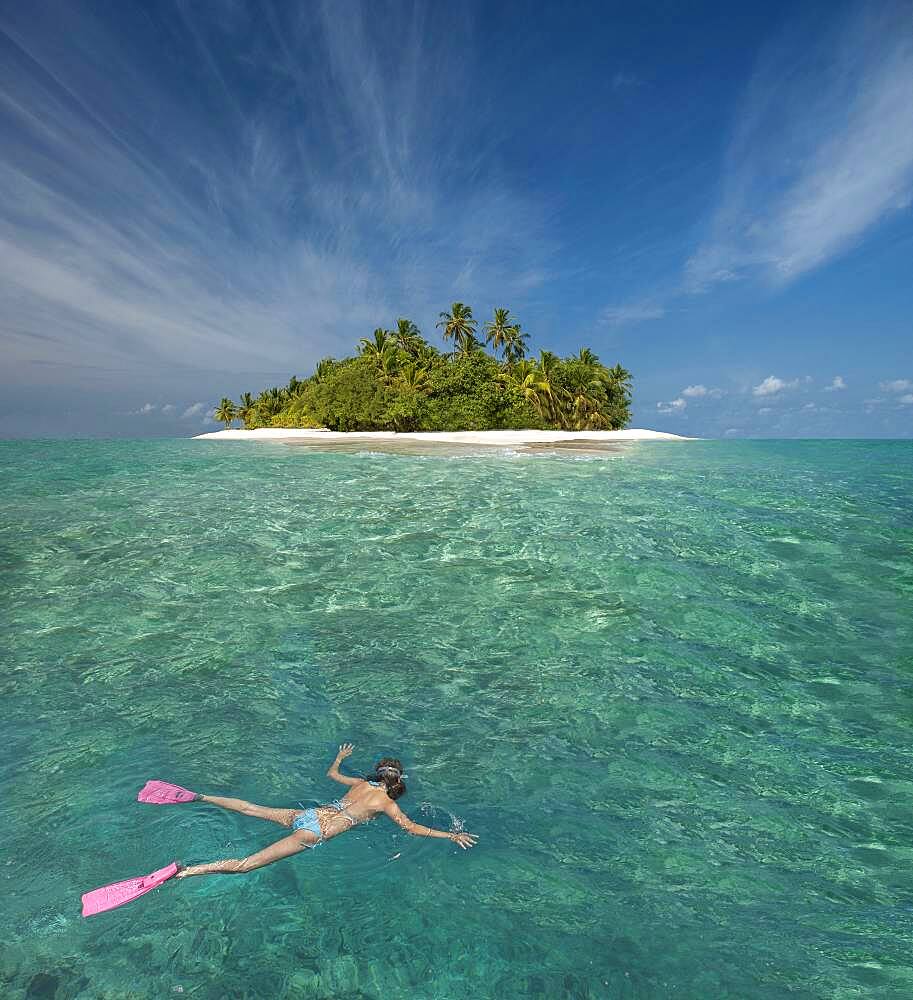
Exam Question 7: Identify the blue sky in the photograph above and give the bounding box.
[1,0,911,438]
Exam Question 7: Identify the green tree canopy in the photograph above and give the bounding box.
[225,303,632,433]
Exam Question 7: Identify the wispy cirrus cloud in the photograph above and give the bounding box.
[686,2,913,291]
[599,302,665,327]
[0,2,554,385]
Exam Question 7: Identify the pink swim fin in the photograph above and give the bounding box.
[137,780,198,804]
[81,862,179,917]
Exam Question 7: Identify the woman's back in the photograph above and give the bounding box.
[316,780,389,839]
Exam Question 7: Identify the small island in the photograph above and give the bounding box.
[208,304,636,433]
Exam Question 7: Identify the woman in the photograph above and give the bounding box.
[175,744,478,878]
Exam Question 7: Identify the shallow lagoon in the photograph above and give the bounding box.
[2,439,912,998]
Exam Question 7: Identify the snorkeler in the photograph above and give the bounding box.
[157,744,477,878]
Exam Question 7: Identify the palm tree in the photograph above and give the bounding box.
[436,302,477,355]
[415,342,440,364]
[377,350,400,384]
[214,398,236,428]
[531,351,562,423]
[537,350,560,376]
[545,350,617,430]
[255,387,284,420]
[392,318,424,357]
[236,391,255,428]
[314,358,335,382]
[287,375,305,397]
[496,362,552,420]
[565,372,609,430]
[577,347,600,367]
[464,333,486,356]
[484,308,514,358]
[513,358,537,381]
[570,394,607,429]
[607,363,632,391]
[596,362,633,430]
[503,323,529,365]
[537,350,560,387]
[398,362,430,393]
[359,328,393,358]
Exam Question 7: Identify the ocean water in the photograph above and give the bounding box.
[2,438,912,999]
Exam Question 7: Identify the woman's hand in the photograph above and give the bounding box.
[327,743,361,786]
[450,832,478,850]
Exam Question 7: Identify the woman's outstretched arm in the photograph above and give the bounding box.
[327,742,362,786]
[383,799,478,849]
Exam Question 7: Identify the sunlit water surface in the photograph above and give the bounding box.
[2,439,912,999]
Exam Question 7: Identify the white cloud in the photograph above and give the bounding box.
[802,402,817,411]
[656,397,686,414]
[685,4,913,291]
[753,375,799,397]
[681,384,724,399]
[723,428,741,437]
[181,402,209,419]
[130,401,177,416]
[900,394,913,405]
[600,302,665,326]
[880,379,912,393]
[757,407,772,416]
[824,376,847,391]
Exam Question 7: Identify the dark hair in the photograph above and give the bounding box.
[368,757,406,800]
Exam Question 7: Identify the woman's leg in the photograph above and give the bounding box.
[198,793,298,828]
[176,829,318,878]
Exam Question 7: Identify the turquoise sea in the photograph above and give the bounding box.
[2,438,912,999]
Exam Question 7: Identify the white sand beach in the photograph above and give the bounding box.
[195,428,695,444]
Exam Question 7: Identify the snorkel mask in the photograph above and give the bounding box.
[377,764,407,780]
